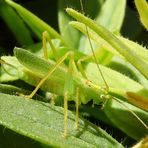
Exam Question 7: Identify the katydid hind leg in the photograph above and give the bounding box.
[28,51,73,99]
[63,91,68,138]
[27,31,59,99]
[75,87,80,130]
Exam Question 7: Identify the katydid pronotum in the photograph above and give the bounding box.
[0,0,148,140]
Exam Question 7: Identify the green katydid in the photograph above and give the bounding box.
[1,0,148,141]
[9,36,148,139]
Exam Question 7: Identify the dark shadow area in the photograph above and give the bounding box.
[0,0,58,54]
[68,102,136,147]
[0,125,45,148]
[121,2,148,46]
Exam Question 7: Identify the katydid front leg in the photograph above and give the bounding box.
[42,31,58,61]
[63,51,80,137]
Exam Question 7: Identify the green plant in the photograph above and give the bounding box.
[0,0,148,147]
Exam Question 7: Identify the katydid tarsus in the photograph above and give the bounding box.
[0,0,148,140]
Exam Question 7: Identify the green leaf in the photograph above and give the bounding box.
[77,105,115,127]
[68,21,120,55]
[107,60,139,82]
[58,0,81,49]
[107,58,148,89]
[66,8,148,78]
[58,0,104,49]
[68,21,148,87]
[0,83,28,95]
[0,67,18,82]
[95,0,126,33]
[121,6,143,40]
[0,84,45,101]
[0,124,44,148]
[0,93,123,147]
[134,0,148,30]
[0,56,20,82]
[69,21,119,63]
[0,2,33,45]
[69,20,148,63]
[5,0,66,45]
[78,0,126,59]
[104,98,148,140]
[118,36,148,63]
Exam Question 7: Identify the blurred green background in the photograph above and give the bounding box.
[0,0,147,56]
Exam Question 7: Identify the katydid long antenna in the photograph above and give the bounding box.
[113,97,148,130]
[79,0,109,91]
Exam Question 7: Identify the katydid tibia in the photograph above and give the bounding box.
[0,0,148,141]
